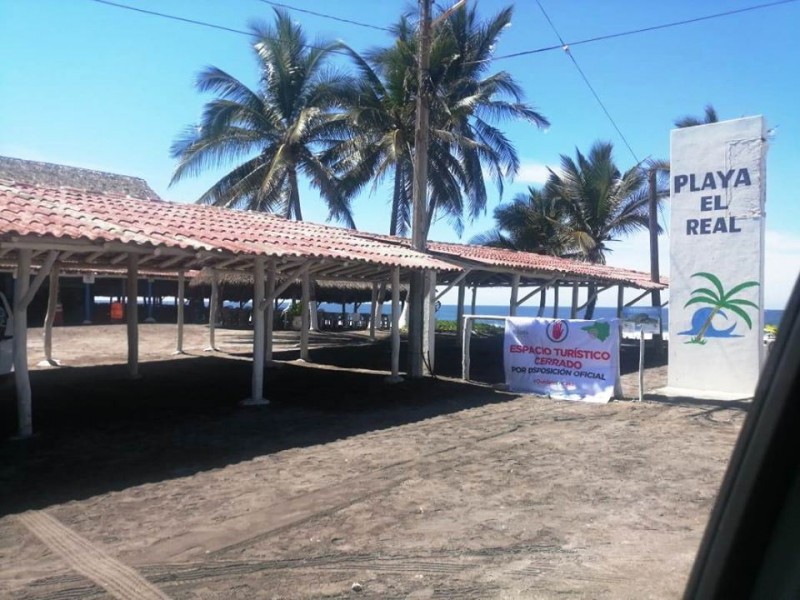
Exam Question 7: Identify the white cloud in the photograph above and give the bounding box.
[513,161,554,185]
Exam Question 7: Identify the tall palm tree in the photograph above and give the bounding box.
[331,4,548,237]
[170,9,355,226]
[470,186,572,256]
[547,142,657,317]
[674,104,719,128]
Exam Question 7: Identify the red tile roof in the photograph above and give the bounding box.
[0,179,667,291]
[424,240,668,290]
[0,181,456,272]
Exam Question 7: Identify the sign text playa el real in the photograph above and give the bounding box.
[668,116,766,396]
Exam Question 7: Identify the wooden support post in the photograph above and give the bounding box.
[242,257,268,405]
[570,282,579,319]
[264,259,276,365]
[300,268,310,362]
[41,264,60,366]
[617,284,624,318]
[538,285,547,317]
[456,280,466,344]
[82,280,92,324]
[369,282,378,339]
[386,266,402,383]
[552,283,559,318]
[175,271,185,354]
[206,270,218,351]
[127,254,139,378]
[509,273,520,316]
[144,278,156,323]
[13,249,32,437]
[470,285,477,314]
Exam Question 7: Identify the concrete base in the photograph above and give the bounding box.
[36,359,61,367]
[171,350,186,356]
[265,360,284,369]
[385,375,404,384]
[144,317,156,324]
[203,347,218,352]
[648,387,754,402]
[239,398,270,407]
[82,320,92,325]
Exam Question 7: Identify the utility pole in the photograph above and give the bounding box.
[408,0,433,378]
[648,167,663,347]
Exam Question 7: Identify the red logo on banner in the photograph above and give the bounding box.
[546,319,569,343]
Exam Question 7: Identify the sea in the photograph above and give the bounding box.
[314,303,786,328]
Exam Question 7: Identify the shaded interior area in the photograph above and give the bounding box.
[0,333,666,516]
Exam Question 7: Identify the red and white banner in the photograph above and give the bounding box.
[504,317,621,403]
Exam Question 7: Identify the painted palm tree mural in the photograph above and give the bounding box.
[679,272,760,344]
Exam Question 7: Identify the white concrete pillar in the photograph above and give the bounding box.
[423,270,436,374]
[264,259,276,364]
[369,282,378,339]
[127,254,139,378]
[509,273,520,316]
[206,270,219,351]
[386,266,402,383]
[300,269,310,361]
[456,280,466,344]
[243,257,268,405]
[13,249,32,438]
[175,271,185,354]
[41,264,60,366]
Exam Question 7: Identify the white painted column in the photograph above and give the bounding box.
[264,259,276,365]
[175,271,185,354]
[13,249,32,438]
[456,280,466,344]
[386,266,402,383]
[41,264,60,366]
[308,279,319,332]
[424,270,437,374]
[243,257,268,406]
[369,282,378,339]
[127,254,139,378]
[509,273,520,317]
[299,269,310,362]
[205,270,219,351]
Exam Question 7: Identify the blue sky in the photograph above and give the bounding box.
[1,0,798,308]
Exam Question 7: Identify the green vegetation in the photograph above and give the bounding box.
[473,141,658,318]
[436,319,503,335]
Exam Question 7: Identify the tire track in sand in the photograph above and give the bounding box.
[17,511,170,600]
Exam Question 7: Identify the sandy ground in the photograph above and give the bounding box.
[0,324,745,599]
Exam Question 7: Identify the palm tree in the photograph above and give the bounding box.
[332,4,548,237]
[674,104,719,128]
[684,272,759,344]
[547,141,657,317]
[170,9,355,226]
[470,186,572,256]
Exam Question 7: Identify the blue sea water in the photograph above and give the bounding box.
[432,305,785,328]
[313,302,785,328]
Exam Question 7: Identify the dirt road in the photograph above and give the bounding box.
[0,325,744,598]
